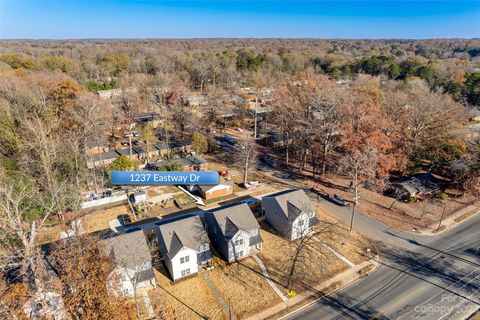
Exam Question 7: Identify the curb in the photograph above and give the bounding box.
[414,207,480,237]
[245,253,380,320]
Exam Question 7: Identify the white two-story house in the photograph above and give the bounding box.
[262,189,318,240]
[156,215,213,281]
[101,230,156,296]
[204,203,263,263]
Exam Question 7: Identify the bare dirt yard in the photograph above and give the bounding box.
[37,203,133,243]
[314,206,372,265]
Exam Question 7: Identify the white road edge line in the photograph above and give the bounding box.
[277,263,376,320]
[397,266,480,320]
[435,275,480,320]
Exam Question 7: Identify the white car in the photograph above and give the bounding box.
[244,181,260,189]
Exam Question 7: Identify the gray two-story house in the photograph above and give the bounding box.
[262,189,318,240]
[204,203,262,263]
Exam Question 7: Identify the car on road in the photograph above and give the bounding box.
[328,194,349,206]
[224,135,236,145]
[259,155,276,168]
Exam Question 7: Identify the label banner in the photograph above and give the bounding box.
[111,171,220,185]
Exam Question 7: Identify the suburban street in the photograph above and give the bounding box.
[283,197,480,320]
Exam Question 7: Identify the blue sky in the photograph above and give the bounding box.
[1,1,479,39]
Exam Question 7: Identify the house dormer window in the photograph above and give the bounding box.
[197,243,209,253]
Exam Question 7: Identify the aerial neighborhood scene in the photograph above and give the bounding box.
[0,1,479,319]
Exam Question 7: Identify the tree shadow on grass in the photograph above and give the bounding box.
[156,284,209,319]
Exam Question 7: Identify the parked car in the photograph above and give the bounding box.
[224,135,236,145]
[132,131,140,137]
[259,156,276,168]
[244,181,260,189]
[241,198,256,205]
[218,170,229,177]
[132,140,139,146]
[236,128,243,133]
[328,194,349,206]
[118,214,132,226]
[121,140,130,146]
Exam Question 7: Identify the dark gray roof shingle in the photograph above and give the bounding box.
[158,215,209,258]
[208,203,260,238]
[101,230,151,270]
[264,189,315,221]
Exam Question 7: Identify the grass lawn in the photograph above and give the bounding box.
[305,173,476,232]
[314,206,372,264]
[208,256,282,319]
[149,266,226,320]
[257,223,349,295]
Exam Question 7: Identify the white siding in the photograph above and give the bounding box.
[228,230,250,262]
[169,248,198,281]
[291,212,312,241]
[107,265,153,297]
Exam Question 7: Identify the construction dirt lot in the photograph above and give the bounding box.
[148,255,282,320]
[37,203,133,243]
[208,256,282,319]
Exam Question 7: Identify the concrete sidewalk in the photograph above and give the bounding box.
[419,204,480,236]
[312,237,355,267]
[245,255,379,320]
[202,272,236,320]
[252,254,288,302]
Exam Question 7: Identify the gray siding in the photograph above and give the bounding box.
[205,212,230,260]
[262,197,292,238]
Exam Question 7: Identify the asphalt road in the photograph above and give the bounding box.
[283,196,480,320]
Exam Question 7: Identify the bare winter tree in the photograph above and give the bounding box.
[0,76,94,317]
[308,86,347,176]
[0,177,54,302]
[338,145,379,231]
[236,138,258,186]
[272,85,301,165]
[284,224,331,292]
[51,235,136,319]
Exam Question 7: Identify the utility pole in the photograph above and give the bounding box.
[128,134,133,160]
[254,95,258,139]
[350,170,359,232]
[437,202,447,231]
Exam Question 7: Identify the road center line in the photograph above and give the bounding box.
[396,267,480,319]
